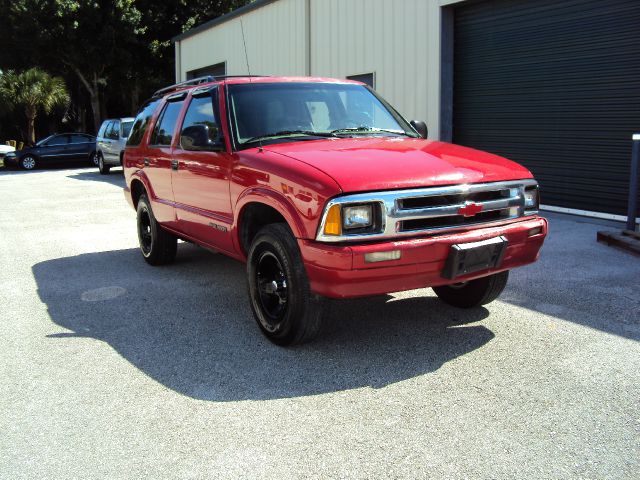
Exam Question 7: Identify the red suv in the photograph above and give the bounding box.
[124,76,547,345]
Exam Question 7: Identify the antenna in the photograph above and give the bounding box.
[240,19,252,79]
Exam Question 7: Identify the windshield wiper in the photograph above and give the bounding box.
[330,126,410,136]
[243,130,338,144]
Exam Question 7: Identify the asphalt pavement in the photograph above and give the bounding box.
[1,166,638,479]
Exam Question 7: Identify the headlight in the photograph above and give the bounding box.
[343,205,372,229]
[524,185,539,212]
[5,152,15,158]
[321,202,382,237]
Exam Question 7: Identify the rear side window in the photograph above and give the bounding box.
[127,99,161,147]
[150,100,184,146]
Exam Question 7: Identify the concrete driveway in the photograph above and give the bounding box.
[1,167,638,479]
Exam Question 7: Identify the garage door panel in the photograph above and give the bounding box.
[453,0,640,215]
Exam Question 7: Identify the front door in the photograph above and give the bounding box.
[171,88,234,253]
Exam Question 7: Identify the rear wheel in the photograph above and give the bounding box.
[247,223,323,346]
[136,194,177,265]
[90,151,99,166]
[21,155,37,170]
[433,271,509,308]
[98,154,110,175]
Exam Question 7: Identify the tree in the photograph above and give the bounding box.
[0,68,69,144]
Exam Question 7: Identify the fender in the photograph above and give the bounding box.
[128,169,156,207]
[234,187,310,254]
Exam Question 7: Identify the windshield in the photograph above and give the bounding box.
[227,82,418,148]
[121,121,134,138]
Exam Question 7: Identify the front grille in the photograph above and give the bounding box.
[395,184,521,233]
[316,179,539,242]
[400,210,506,231]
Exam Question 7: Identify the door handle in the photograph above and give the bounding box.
[144,157,150,167]
[171,159,179,171]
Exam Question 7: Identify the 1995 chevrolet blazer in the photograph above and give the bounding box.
[123,76,547,345]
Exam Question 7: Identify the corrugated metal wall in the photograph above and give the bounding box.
[179,0,307,80]
[178,0,434,128]
[453,0,640,215]
[309,0,430,123]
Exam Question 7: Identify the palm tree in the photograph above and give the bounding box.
[0,68,69,144]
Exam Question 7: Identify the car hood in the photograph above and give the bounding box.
[264,137,533,192]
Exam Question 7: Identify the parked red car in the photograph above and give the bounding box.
[124,76,547,345]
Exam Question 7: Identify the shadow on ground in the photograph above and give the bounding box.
[67,170,125,187]
[503,213,640,342]
[32,244,492,401]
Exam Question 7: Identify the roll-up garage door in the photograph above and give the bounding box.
[452,0,640,215]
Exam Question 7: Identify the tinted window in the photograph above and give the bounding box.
[43,135,69,146]
[150,101,184,146]
[121,121,134,138]
[179,94,221,150]
[127,99,161,147]
[108,121,120,140]
[104,121,115,139]
[70,134,90,144]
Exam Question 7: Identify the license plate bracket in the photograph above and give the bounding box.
[442,236,508,280]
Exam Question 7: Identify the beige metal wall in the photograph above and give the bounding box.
[176,0,457,139]
[177,0,308,80]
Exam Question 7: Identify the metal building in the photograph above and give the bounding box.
[174,0,640,220]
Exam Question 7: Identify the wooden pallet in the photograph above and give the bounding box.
[597,230,640,256]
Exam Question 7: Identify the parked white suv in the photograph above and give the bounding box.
[96,117,134,174]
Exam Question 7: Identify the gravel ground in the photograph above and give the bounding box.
[0,166,638,480]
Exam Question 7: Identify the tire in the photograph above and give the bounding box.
[136,194,177,266]
[98,153,110,175]
[21,155,37,170]
[247,223,323,346]
[90,151,99,166]
[433,271,509,309]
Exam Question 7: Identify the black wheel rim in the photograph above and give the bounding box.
[255,251,289,330]
[138,207,153,255]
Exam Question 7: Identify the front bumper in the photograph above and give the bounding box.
[298,216,547,298]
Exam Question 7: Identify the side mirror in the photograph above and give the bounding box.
[180,124,224,152]
[410,120,428,139]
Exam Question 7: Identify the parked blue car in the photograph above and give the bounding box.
[3,133,96,170]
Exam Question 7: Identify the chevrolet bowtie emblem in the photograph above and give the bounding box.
[458,202,483,217]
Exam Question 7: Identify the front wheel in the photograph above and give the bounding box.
[136,194,177,265]
[247,223,323,346]
[98,153,110,175]
[21,155,37,170]
[433,271,509,308]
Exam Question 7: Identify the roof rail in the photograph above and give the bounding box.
[152,75,271,98]
[152,76,215,98]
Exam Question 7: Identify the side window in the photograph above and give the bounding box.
[47,135,69,146]
[108,121,120,140]
[104,121,115,139]
[121,121,134,139]
[70,134,88,144]
[127,99,161,147]
[150,101,184,146]
[179,93,221,151]
[98,121,109,138]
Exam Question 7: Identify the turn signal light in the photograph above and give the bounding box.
[323,204,342,236]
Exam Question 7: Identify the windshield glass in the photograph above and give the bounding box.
[228,82,418,148]
[121,121,134,138]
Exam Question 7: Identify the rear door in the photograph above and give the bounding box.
[171,87,234,252]
[68,134,94,160]
[144,96,185,225]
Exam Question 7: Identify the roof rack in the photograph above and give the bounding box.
[152,75,271,98]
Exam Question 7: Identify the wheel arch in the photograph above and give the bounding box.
[236,189,307,256]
